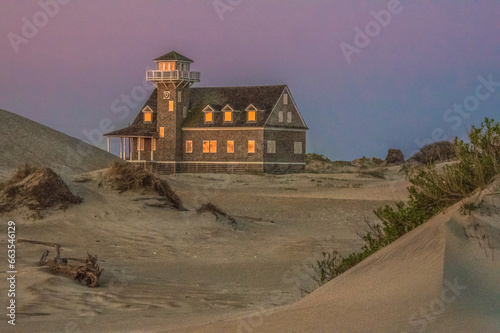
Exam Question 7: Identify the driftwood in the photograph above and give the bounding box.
[17,239,102,287]
[197,203,237,225]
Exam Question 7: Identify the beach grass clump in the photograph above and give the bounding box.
[314,118,500,286]
[105,162,185,211]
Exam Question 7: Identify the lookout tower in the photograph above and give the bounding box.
[146,51,200,161]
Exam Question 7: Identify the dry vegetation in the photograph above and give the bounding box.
[104,162,186,211]
[0,164,82,213]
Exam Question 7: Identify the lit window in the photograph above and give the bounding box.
[153,138,156,151]
[203,140,217,153]
[227,140,234,153]
[210,141,217,153]
[287,112,292,123]
[159,127,165,138]
[138,138,145,151]
[248,111,256,122]
[294,142,303,154]
[169,101,174,111]
[224,111,232,122]
[186,140,193,153]
[144,112,152,122]
[248,140,255,153]
[283,93,288,105]
[178,91,182,103]
[278,111,284,123]
[205,112,213,123]
[267,140,276,154]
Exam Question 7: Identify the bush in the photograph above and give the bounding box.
[407,141,457,165]
[306,153,331,164]
[314,118,500,286]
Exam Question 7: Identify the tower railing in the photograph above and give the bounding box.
[146,70,200,82]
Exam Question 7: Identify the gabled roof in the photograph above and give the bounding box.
[183,85,287,128]
[154,51,194,63]
[105,90,158,137]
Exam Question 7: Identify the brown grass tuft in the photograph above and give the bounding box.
[0,165,82,213]
[105,162,185,211]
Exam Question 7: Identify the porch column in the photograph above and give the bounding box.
[129,137,132,161]
[119,138,123,159]
[123,137,126,160]
[138,137,141,161]
[107,137,110,152]
[151,138,154,161]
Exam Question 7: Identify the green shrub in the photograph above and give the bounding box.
[314,118,500,286]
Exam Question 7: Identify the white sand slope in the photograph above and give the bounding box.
[0,109,120,174]
[181,180,500,333]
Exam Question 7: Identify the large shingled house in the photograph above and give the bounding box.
[104,51,308,174]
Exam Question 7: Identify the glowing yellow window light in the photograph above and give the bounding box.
[203,140,209,153]
[224,111,232,122]
[210,141,217,153]
[227,141,234,153]
[248,111,256,122]
[205,112,213,122]
[144,112,152,122]
[248,140,255,153]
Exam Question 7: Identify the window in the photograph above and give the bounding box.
[152,138,156,151]
[203,140,217,153]
[178,91,182,103]
[169,101,174,111]
[283,93,288,105]
[186,140,193,153]
[210,141,217,153]
[227,140,234,153]
[183,106,187,119]
[294,142,303,154]
[287,111,292,123]
[248,140,255,153]
[144,112,152,123]
[205,112,213,123]
[224,111,232,122]
[267,140,276,154]
[247,111,256,122]
[138,138,145,151]
[159,127,165,138]
[278,111,284,123]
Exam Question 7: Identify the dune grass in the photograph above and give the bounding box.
[314,118,500,286]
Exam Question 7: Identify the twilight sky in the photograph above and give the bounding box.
[1,0,499,160]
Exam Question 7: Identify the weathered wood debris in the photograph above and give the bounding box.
[18,239,102,288]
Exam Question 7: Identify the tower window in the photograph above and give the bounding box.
[144,112,152,123]
[178,91,182,103]
[278,111,284,123]
[227,140,234,153]
[248,140,255,153]
[183,106,187,119]
[287,111,292,123]
[169,101,174,112]
[159,127,165,138]
[186,140,193,153]
[283,93,289,105]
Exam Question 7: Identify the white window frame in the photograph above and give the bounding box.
[283,93,288,105]
[178,91,182,103]
[294,142,303,154]
[278,111,284,123]
[267,140,276,154]
[287,111,292,123]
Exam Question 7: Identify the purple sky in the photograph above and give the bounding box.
[1,0,499,160]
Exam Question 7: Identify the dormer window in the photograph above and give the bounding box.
[142,106,153,123]
[283,93,289,105]
[203,105,214,123]
[222,105,233,123]
[245,104,258,123]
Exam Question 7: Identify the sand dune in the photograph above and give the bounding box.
[0,109,120,174]
[181,180,500,333]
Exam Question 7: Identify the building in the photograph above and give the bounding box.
[104,51,308,174]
